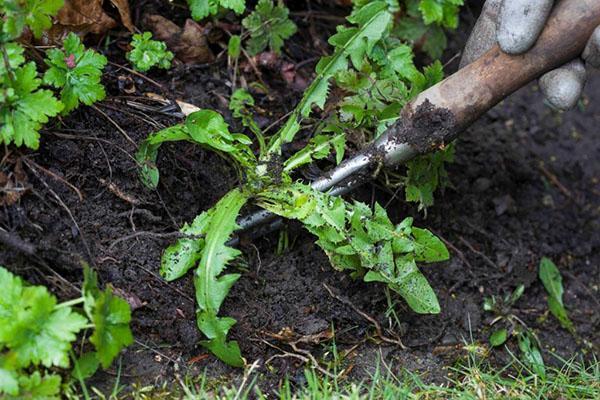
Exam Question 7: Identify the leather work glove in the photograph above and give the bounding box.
[460,0,600,110]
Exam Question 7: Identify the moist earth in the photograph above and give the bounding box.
[0,2,599,395]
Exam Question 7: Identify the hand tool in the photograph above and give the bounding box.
[235,0,600,238]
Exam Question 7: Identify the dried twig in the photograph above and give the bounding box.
[323,283,406,349]
[91,105,137,146]
[25,158,83,201]
[261,339,336,378]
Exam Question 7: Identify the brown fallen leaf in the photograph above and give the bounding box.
[111,286,146,311]
[109,0,135,32]
[144,14,215,64]
[45,0,134,43]
[0,159,29,206]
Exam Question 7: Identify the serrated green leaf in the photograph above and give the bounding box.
[1,62,63,149]
[222,0,245,14]
[0,0,64,40]
[0,43,25,74]
[161,210,211,281]
[419,0,444,25]
[194,189,248,367]
[8,286,87,368]
[404,143,454,211]
[89,289,133,368]
[422,24,447,59]
[127,32,174,72]
[187,0,211,20]
[43,32,107,113]
[242,0,297,56]
[186,0,245,20]
[387,45,419,80]
[489,328,508,347]
[266,1,391,155]
[14,371,61,399]
[0,266,24,343]
[283,133,346,172]
[0,367,19,396]
[258,183,443,314]
[82,265,100,318]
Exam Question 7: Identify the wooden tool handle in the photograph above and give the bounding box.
[377,0,600,165]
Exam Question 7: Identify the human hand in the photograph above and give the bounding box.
[460,0,600,110]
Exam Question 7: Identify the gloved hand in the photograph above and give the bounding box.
[460,0,600,110]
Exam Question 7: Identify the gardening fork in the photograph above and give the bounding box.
[235,0,600,238]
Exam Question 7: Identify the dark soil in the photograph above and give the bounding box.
[1,1,598,395]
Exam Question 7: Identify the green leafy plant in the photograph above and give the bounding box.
[483,284,546,378]
[265,1,394,156]
[395,0,463,59]
[43,32,107,113]
[0,0,64,41]
[0,265,133,398]
[0,44,63,149]
[403,143,454,211]
[127,32,174,72]
[136,1,455,367]
[539,257,574,333]
[328,2,456,211]
[187,0,246,21]
[1,2,112,150]
[242,0,297,56]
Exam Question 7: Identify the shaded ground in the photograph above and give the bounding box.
[0,0,598,395]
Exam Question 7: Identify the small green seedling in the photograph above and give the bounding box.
[187,0,246,21]
[43,32,107,113]
[242,0,297,55]
[127,32,174,72]
[538,257,574,333]
[484,284,546,378]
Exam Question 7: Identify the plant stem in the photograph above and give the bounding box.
[1,43,16,84]
[55,297,85,309]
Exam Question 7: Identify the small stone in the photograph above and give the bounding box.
[493,194,515,216]
[474,177,492,192]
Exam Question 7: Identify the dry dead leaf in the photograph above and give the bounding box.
[176,100,201,116]
[45,0,134,42]
[144,14,215,64]
[0,159,29,206]
[109,0,135,32]
[111,286,146,311]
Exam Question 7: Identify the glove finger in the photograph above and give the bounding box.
[539,60,586,111]
[583,26,600,69]
[498,0,554,54]
[460,0,503,68]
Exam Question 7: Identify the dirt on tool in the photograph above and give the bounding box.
[387,99,458,153]
[0,0,598,394]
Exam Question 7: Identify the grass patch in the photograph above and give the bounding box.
[83,352,599,399]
